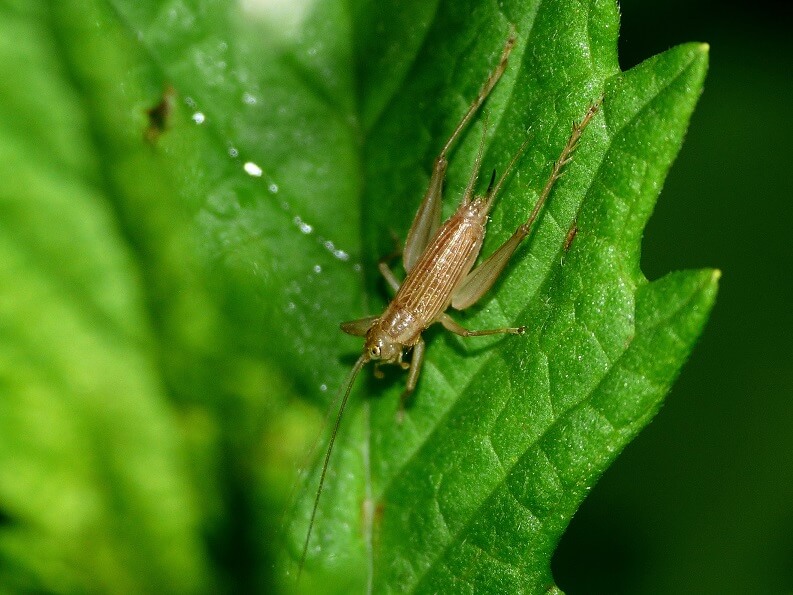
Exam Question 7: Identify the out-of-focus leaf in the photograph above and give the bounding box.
[0,0,716,593]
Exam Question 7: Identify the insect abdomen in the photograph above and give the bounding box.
[382,212,484,342]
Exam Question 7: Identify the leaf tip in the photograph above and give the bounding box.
[687,268,720,329]
[704,268,721,304]
[701,267,721,291]
[692,267,720,308]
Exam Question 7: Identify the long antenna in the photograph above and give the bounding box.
[298,353,369,578]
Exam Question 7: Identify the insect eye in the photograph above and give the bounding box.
[369,345,381,358]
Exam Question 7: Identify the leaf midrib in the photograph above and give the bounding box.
[370,43,706,590]
[408,270,712,591]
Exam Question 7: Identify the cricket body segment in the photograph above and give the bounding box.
[298,25,602,576]
[370,199,488,350]
[361,93,602,393]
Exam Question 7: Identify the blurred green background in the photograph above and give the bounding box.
[0,0,790,593]
[553,1,793,592]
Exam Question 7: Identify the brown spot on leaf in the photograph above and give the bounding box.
[144,85,176,144]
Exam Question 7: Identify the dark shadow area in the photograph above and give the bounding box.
[554,1,793,593]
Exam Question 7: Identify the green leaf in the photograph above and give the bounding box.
[0,0,716,593]
[282,1,716,593]
[0,1,218,592]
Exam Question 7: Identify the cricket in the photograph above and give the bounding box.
[298,29,601,573]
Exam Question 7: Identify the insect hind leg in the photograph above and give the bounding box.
[403,26,517,272]
[451,99,602,310]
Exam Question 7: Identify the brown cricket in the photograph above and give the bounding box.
[299,30,601,572]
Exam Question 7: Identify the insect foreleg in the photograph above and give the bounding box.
[397,338,426,422]
[340,316,378,336]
